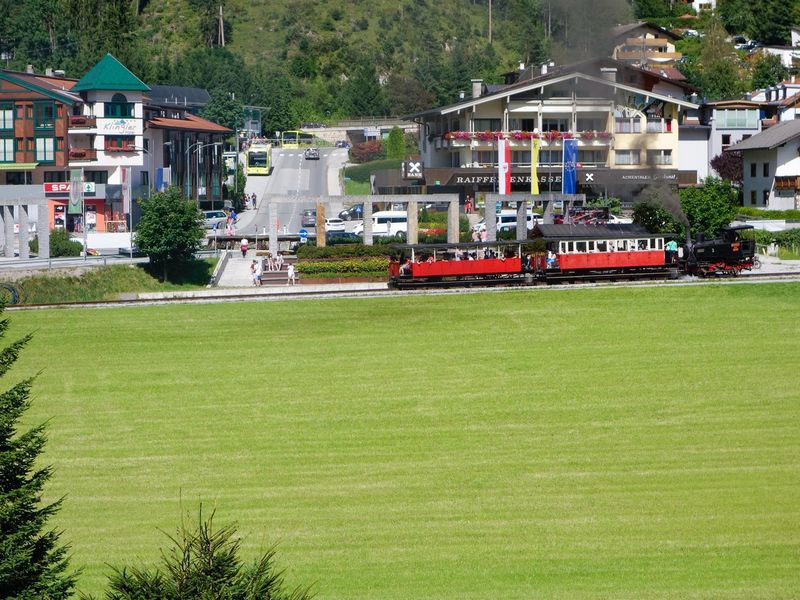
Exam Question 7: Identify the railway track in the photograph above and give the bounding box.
[5,270,800,311]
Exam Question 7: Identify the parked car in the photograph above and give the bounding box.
[352,211,408,238]
[335,140,349,148]
[473,211,542,232]
[338,204,364,221]
[201,210,228,229]
[301,209,317,228]
[324,217,346,232]
[605,214,633,224]
[304,147,320,160]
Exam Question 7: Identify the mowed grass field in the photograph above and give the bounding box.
[8,283,800,599]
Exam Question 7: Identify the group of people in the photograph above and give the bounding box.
[249,254,296,286]
[471,229,488,243]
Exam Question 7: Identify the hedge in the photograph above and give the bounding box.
[295,257,389,275]
[296,244,392,259]
[737,207,800,221]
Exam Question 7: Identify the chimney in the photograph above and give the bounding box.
[26,64,34,74]
[53,69,65,78]
[519,62,525,71]
[471,79,482,99]
[541,63,548,75]
[600,67,617,83]
[458,90,465,100]
[45,67,53,76]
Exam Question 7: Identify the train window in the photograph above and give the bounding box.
[559,242,567,253]
[656,239,663,250]
[576,241,587,252]
[638,240,648,250]
[597,241,607,252]
[618,240,628,251]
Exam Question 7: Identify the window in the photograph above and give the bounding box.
[475,150,497,165]
[578,150,605,164]
[540,150,562,164]
[721,134,731,147]
[647,149,672,165]
[33,102,55,129]
[615,149,640,165]
[15,105,25,120]
[511,150,531,165]
[0,103,12,130]
[750,163,756,177]
[105,135,135,151]
[576,118,605,132]
[646,117,663,133]
[763,162,769,177]
[509,118,536,131]
[615,117,641,133]
[140,171,149,186]
[35,137,55,162]
[715,109,758,129]
[6,171,32,185]
[750,190,756,205]
[472,118,501,131]
[763,190,769,204]
[105,93,134,118]
[542,118,569,132]
[44,171,68,183]
[84,170,108,184]
[0,138,13,162]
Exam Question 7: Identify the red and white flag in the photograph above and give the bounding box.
[498,138,511,195]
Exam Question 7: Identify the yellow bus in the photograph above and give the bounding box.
[281,130,313,149]
[246,143,271,176]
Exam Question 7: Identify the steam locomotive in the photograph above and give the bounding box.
[388,224,756,287]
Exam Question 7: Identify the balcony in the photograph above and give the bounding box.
[104,145,136,153]
[442,131,614,149]
[68,115,96,128]
[68,148,97,161]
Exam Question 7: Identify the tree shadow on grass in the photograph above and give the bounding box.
[140,259,215,286]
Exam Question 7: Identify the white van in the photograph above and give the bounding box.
[353,210,408,237]
[474,210,542,233]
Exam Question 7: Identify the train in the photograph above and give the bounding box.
[388,224,756,288]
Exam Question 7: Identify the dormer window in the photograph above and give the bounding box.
[105,93,134,118]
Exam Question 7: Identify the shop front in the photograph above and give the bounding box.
[44,182,109,232]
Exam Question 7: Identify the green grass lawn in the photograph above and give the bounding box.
[8,283,800,599]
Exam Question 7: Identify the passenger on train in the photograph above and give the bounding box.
[400,258,413,275]
[546,250,556,268]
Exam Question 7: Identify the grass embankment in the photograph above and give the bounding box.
[2,259,216,304]
[9,283,800,599]
[344,159,402,195]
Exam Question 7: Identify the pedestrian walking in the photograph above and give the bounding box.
[240,237,249,259]
[286,263,296,285]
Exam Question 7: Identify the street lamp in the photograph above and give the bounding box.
[185,141,223,208]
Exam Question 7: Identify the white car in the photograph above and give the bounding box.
[606,214,633,224]
[324,218,346,232]
[201,210,228,229]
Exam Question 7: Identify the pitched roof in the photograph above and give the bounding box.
[728,119,800,151]
[147,113,231,133]
[0,70,79,104]
[536,224,654,240]
[71,54,150,93]
[146,85,211,107]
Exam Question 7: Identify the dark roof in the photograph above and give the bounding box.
[72,54,149,92]
[147,113,231,133]
[728,119,800,151]
[611,21,681,42]
[146,85,211,107]
[535,224,656,240]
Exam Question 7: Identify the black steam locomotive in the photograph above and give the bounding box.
[682,225,756,277]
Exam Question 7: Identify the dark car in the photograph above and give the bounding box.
[335,140,350,148]
[304,148,320,160]
[301,209,317,228]
[338,204,364,221]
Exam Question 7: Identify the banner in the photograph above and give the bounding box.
[155,167,171,192]
[497,139,511,195]
[68,168,83,215]
[531,138,540,195]
[562,139,578,194]
[121,167,132,214]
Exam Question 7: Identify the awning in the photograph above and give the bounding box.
[0,163,38,170]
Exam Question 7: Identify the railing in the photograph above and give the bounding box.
[68,148,97,161]
[104,145,136,153]
[68,115,97,128]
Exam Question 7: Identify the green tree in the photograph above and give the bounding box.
[750,54,788,90]
[680,177,739,237]
[384,126,405,160]
[703,59,745,101]
[134,187,205,281]
[224,162,247,213]
[341,62,388,117]
[0,309,76,598]
[90,508,313,600]
[201,90,243,131]
[632,200,683,235]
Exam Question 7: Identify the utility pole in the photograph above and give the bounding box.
[488,0,492,45]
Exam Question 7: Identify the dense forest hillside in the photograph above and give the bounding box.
[1,0,797,128]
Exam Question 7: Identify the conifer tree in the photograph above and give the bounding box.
[0,310,75,599]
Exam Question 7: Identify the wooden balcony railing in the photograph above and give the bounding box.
[104,145,136,153]
[68,115,96,128]
[68,148,97,161]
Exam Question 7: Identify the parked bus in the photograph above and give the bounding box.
[281,130,314,149]
[246,143,271,176]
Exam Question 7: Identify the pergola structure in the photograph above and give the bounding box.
[0,188,50,259]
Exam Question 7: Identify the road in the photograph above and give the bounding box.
[238,146,350,236]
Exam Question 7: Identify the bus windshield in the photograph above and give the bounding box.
[248,152,268,167]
